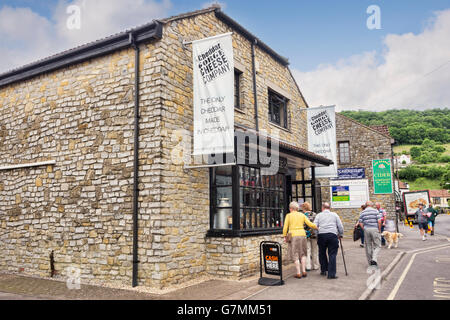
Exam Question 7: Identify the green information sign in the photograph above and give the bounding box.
[372,159,393,194]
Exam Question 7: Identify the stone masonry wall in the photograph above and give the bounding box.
[319,114,395,235]
[155,11,309,286]
[0,41,167,288]
[0,9,309,290]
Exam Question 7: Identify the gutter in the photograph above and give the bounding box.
[130,33,140,288]
[0,21,163,87]
[251,39,259,132]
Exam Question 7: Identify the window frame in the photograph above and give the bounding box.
[234,69,243,110]
[208,164,287,237]
[268,89,289,129]
[338,141,351,164]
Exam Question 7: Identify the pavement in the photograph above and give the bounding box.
[1,214,449,300]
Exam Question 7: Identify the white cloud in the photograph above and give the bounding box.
[0,0,172,74]
[293,9,450,111]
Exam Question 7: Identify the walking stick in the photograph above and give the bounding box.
[339,237,348,276]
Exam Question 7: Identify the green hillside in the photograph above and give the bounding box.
[340,109,450,145]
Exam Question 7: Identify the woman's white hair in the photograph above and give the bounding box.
[289,201,300,211]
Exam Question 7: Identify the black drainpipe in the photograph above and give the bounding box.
[130,32,140,288]
[251,39,259,132]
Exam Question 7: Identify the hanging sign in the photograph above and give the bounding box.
[372,159,393,194]
[192,33,235,156]
[307,106,337,177]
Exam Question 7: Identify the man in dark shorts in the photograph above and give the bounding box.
[415,203,429,241]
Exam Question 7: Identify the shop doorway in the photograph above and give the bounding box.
[286,169,322,213]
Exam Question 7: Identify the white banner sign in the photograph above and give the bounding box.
[307,105,337,177]
[192,33,234,156]
[330,179,369,208]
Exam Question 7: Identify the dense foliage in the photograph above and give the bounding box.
[407,139,450,164]
[398,164,450,189]
[340,109,450,145]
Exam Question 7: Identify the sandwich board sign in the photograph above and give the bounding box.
[258,241,284,286]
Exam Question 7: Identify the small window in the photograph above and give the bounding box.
[338,141,351,164]
[268,89,288,129]
[433,197,440,203]
[234,70,242,109]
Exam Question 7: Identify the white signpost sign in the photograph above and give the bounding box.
[330,179,370,208]
[307,105,337,177]
[192,33,235,156]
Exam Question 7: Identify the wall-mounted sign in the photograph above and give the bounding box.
[192,33,234,156]
[307,106,337,178]
[372,159,393,194]
[330,179,369,208]
[337,168,365,179]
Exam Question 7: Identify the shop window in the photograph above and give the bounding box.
[210,166,233,230]
[209,165,286,236]
[239,166,285,230]
[338,141,351,164]
[268,89,288,129]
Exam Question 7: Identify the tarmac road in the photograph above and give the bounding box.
[371,213,450,300]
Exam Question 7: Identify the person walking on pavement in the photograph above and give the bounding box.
[314,202,344,279]
[283,201,318,279]
[415,203,430,241]
[301,202,319,271]
[426,204,438,236]
[376,202,387,246]
[356,204,367,248]
[359,201,382,267]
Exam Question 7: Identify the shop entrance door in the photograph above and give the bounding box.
[286,169,322,213]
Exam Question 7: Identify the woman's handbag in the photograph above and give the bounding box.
[353,225,362,241]
[286,232,292,243]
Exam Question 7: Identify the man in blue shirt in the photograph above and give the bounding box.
[315,202,344,279]
[359,201,382,267]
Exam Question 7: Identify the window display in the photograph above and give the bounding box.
[210,164,286,236]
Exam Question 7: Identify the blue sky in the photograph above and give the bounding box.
[1,0,450,110]
[2,0,449,71]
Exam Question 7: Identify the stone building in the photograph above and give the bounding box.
[318,114,396,234]
[0,7,332,289]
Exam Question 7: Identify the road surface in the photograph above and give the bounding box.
[371,213,450,300]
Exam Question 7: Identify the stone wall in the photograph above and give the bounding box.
[0,9,309,290]
[0,41,167,287]
[156,11,309,286]
[319,114,395,235]
[205,234,288,279]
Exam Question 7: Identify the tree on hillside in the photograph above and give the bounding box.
[340,108,450,145]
